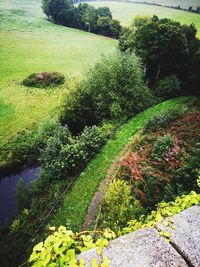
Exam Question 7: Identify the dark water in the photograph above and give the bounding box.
[0,167,40,226]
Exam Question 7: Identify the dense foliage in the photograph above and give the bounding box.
[98,107,200,230]
[119,15,200,94]
[42,0,122,37]
[42,0,75,26]
[144,104,188,132]
[99,179,143,231]
[63,50,155,132]
[40,126,105,181]
[29,227,115,266]
[8,118,64,165]
[153,75,181,100]
[22,72,65,88]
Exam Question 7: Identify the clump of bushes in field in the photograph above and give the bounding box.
[22,72,65,88]
[42,0,122,38]
[63,50,156,132]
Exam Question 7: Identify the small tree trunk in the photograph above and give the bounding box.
[155,63,161,81]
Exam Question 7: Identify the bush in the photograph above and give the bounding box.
[40,126,105,181]
[174,142,200,192]
[151,134,174,161]
[22,72,65,88]
[99,179,143,230]
[154,75,181,100]
[145,105,188,132]
[10,118,66,165]
[63,50,155,132]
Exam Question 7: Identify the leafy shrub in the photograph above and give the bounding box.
[151,134,174,161]
[63,50,155,132]
[174,142,200,193]
[29,226,115,267]
[22,72,65,88]
[99,179,143,230]
[10,118,66,165]
[145,105,188,132]
[154,75,181,100]
[40,126,105,181]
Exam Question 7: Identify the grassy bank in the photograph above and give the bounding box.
[50,96,196,231]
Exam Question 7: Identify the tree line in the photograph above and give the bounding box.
[42,0,122,38]
[119,15,200,95]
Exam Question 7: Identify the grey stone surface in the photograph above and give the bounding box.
[157,205,200,267]
[78,227,188,267]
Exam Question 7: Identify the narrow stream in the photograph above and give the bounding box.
[0,166,40,227]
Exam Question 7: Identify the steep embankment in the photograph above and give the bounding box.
[49,96,196,231]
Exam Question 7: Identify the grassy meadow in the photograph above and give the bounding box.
[0,0,116,152]
[118,0,200,9]
[88,1,200,36]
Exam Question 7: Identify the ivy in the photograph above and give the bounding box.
[29,227,115,267]
[29,191,200,266]
[122,191,200,235]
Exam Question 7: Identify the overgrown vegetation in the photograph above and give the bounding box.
[40,125,105,181]
[98,104,200,231]
[63,50,155,132]
[22,72,65,88]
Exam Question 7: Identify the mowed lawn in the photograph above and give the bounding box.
[0,0,116,149]
[88,1,200,36]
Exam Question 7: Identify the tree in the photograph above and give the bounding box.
[97,7,112,18]
[82,5,98,32]
[42,0,75,26]
[154,75,181,100]
[97,16,112,36]
[63,50,155,131]
[75,3,89,29]
[119,16,199,90]
[97,17,122,38]
[110,19,122,38]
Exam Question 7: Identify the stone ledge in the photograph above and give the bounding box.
[158,205,200,267]
[78,227,188,267]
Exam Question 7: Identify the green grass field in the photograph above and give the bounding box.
[117,0,200,10]
[0,0,116,150]
[88,1,200,36]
